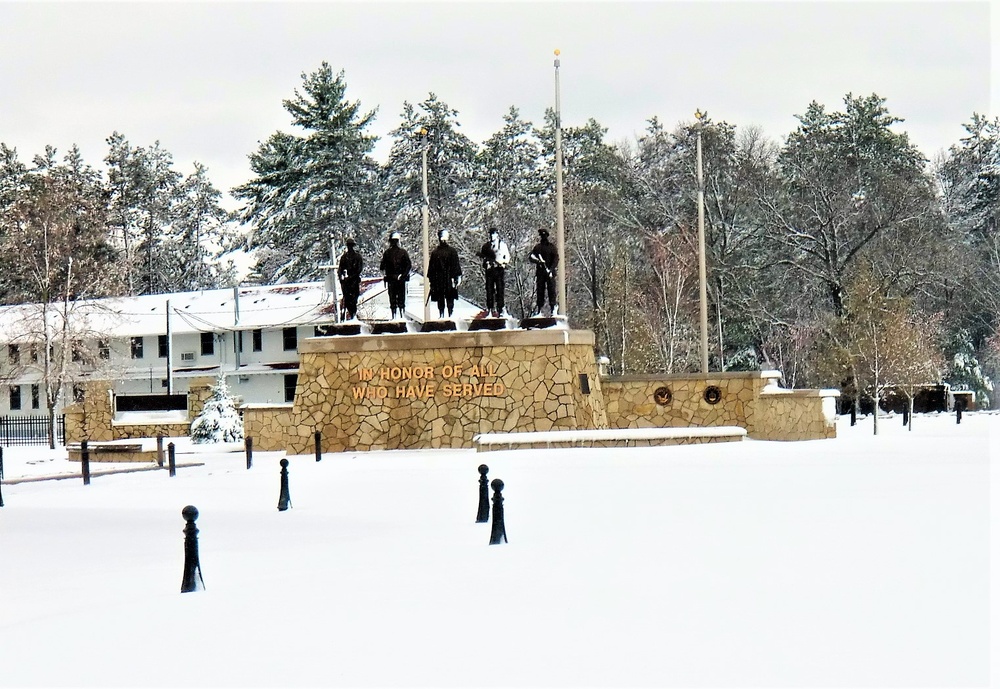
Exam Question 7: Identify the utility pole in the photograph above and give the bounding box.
[165,299,173,394]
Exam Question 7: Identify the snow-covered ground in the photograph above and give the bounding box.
[0,412,993,687]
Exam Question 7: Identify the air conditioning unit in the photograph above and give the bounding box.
[179,352,197,366]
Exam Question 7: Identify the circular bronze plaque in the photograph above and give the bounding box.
[703,385,722,405]
[653,386,672,406]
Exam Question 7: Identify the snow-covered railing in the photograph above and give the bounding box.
[473,426,746,451]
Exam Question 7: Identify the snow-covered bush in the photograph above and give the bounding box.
[190,376,244,443]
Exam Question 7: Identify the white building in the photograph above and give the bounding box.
[0,275,485,419]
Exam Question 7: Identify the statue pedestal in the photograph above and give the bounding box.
[468,317,507,332]
[370,321,407,335]
[323,322,364,336]
[420,320,457,333]
[519,316,561,330]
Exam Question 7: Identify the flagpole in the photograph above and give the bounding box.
[695,109,709,373]
[554,49,567,320]
[421,127,431,322]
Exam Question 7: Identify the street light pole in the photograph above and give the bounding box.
[695,109,710,373]
[421,128,431,322]
[554,49,567,320]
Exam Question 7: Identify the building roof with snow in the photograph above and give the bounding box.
[0,275,486,342]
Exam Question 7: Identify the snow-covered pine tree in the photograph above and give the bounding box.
[379,93,477,269]
[233,63,382,284]
[190,375,244,444]
[468,107,548,315]
[104,133,183,295]
[160,162,237,292]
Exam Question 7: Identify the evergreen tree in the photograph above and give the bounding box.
[234,63,381,284]
[161,162,237,291]
[104,133,183,294]
[190,375,244,443]
[467,107,548,313]
[380,93,477,277]
[769,94,940,317]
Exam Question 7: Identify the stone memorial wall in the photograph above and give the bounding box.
[282,329,606,453]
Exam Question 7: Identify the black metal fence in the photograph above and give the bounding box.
[0,415,66,446]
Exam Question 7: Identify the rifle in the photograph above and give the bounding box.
[530,253,553,278]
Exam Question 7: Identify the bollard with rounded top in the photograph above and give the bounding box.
[156,435,165,468]
[245,436,253,470]
[476,464,490,523]
[314,430,322,462]
[489,478,507,545]
[850,406,856,427]
[956,403,963,425]
[902,406,909,427]
[168,442,176,477]
[0,445,5,479]
[277,458,291,511]
[180,505,205,593]
[81,439,91,486]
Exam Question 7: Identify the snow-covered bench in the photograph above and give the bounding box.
[473,426,747,452]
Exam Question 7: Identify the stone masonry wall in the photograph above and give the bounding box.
[284,330,605,454]
[64,378,214,443]
[753,391,839,441]
[242,404,295,451]
[603,371,837,441]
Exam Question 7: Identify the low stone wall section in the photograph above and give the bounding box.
[242,404,295,451]
[603,371,837,441]
[64,378,214,443]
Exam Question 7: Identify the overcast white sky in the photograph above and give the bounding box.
[0,1,994,206]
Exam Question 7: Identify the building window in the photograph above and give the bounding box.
[9,385,21,410]
[158,335,169,358]
[73,385,85,403]
[236,331,243,353]
[30,345,38,363]
[131,336,144,359]
[31,384,40,409]
[284,374,298,403]
[8,344,19,364]
[98,340,110,360]
[161,379,169,388]
[283,327,297,351]
[71,341,83,363]
[201,332,215,356]
[252,329,262,352]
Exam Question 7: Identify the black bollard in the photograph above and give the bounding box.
[476,464,490,523]
[902,406,909,427]
[81,439,91,486]
[314,430,322,462]
[0,445,4,480]
[850,406,856,427]
[489,478,507,545]
[245,436,253,470]
[156,435,165,468]
[277,458,291,511]
[957,404,963,425]
[180,505,205,593]
[168,442,176,477]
